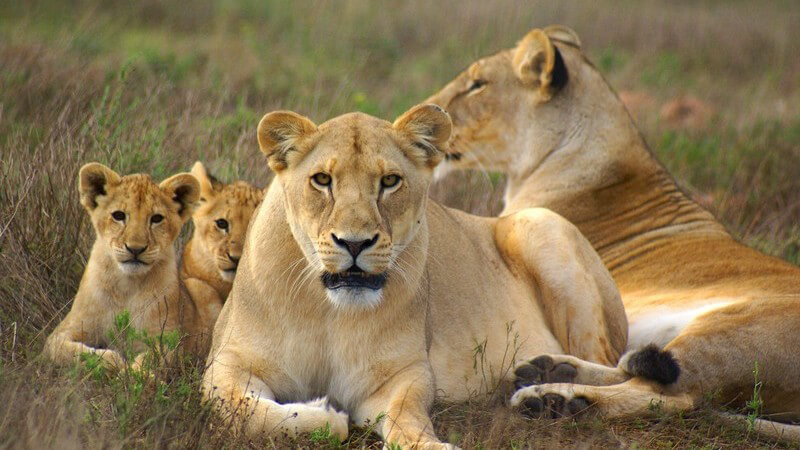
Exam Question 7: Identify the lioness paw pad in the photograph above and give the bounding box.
[514,355,577,389]
[511,385,591,419]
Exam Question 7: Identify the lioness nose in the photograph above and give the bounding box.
[331,233,379,258]
[126,245,147,257]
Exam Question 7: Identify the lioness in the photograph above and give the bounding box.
[426,26,800,433]
[181,161,262,320]
[44,163,212,369]
[202,104,627,448]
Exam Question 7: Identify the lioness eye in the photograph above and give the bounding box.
[150,214,164,224]
[111,211,126,221]
[215,218,229,230]
[311,172,332,187]
[468,79,487,92]
[381,174,401,189]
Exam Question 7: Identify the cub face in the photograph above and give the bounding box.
[190,162,263,281]
[79,163,199,275]
[425,26,577,173]
[257,104,451,308]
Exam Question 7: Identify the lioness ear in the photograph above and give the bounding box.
[257,111,318,172]
[159,173,200,221]
[191,161,223,201]
[543,25,582,49]
[513,29,568,101]
[78,162,121,211]
[393,104,452,168]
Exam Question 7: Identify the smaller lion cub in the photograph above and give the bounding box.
[180,162,262,318]
[44,163,202,371]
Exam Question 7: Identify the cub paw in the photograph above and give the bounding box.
[511,385,591,419]
[514,355,577,390]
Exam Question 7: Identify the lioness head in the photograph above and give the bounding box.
[79,163,199,275]
[426,26,614,174]
[190,162,263,281]
[257,104,451,308]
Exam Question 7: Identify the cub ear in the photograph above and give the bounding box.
[257,111,318,172]
[393,103,452,168]
[159,173,200,221]
[78,162,121,211]
[513,28,569,101]
[191,161,223,201]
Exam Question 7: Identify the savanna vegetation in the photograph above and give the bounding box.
[1,1,799,448]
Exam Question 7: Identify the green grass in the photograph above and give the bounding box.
[1,0,799,448]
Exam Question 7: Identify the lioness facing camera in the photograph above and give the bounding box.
[202,104,627,448]
[45,164,214,370]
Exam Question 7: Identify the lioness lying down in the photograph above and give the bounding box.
[45,164,216,369]
[427,25,800,437]
[202,104,629,448]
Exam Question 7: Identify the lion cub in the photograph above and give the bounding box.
[180,162,263,318]
[44,163,203,370]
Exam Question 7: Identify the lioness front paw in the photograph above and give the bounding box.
[514,354,578,390]
[510,384,591,419]
[98,349,127,371]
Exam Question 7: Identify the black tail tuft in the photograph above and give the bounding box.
[625,344,680,385]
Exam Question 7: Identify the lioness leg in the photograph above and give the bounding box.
[510,378,694,419]
[495,208,627,365]
[183,278,224,339]
[513,298,800,421]
[513,354,630,388]
[202,351,349,439]
[355,363,452,449]
[44,327,126,370]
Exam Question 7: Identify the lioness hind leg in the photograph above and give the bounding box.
[661,298,800,420]
[495,208,628,365]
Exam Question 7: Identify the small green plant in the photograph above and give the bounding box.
[745,361,763,432]
[72,311,190,436]
[309,423,343,448]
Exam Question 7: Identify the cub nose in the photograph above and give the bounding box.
[331,233,379,258]
[125,245,147,257]
[227,253,240,264]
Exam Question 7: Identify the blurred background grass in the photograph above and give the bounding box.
[1,1,799,447]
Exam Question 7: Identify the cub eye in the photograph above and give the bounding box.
[468,79,487,92]
[111,211,125,221]
[311,172,332,188]
[381,174,401,189]
[215,218,229,230]
[150,214,164,224]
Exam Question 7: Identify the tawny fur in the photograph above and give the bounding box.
[44,164,212,370]
[180,161,262,325]
[426,25,800,431]
[202,105,627,449]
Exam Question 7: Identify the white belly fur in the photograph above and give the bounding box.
[627,301,734,350]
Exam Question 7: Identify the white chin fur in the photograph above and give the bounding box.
[118,261,152,275]
[325,288,383,309]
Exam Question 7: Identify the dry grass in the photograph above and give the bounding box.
[1,0,799,448]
